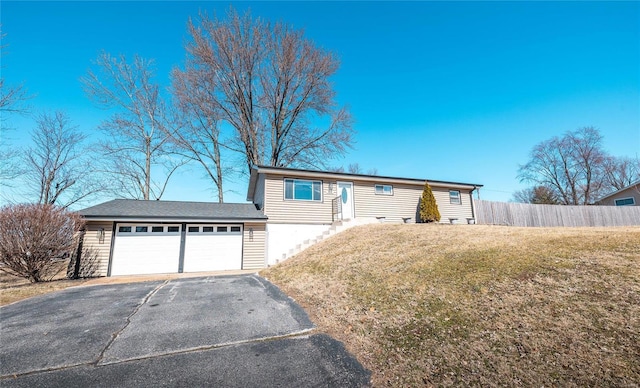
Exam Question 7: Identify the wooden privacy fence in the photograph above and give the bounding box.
[475,200,640,227]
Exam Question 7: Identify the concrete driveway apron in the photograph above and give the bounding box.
[0,274,370,387]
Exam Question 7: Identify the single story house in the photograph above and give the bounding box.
[596,180,640,206]
[79,166,482,276]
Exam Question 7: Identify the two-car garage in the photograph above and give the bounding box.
[110,224,243,276]
[78,200,268,277]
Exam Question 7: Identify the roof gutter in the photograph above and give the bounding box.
[81,216,268,223]
[255,166,483,190]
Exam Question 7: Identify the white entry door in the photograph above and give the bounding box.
[337,181,354,220]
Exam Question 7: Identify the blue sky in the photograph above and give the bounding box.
[2,1,639,207]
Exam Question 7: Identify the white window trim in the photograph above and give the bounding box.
[614,197,635,206]
[449,190,461,205]
[284,178,323,202]
[186,224,243,234]
[374,184,393,196]
[117,224,181,235]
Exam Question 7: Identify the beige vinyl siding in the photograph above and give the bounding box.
[598,185,640,206]
[253,174,266,210]
[263,174,334,224]
[353,181,474,223]
[242,222,266,269]
[353,182,422,222]
[433,187,474,222]
[83,221,112,276]
[260,170,477,224]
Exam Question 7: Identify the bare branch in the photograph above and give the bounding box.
[1,29,33,116]
[82,52,183,200]
[518,127,611,205]
[182,7,354,176]
[170,60,231,202]
[21,111,104,208]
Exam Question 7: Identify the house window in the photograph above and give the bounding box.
[118,226,132,233]
[188,226,199,233]
[614,197,635,206]
[375,184,393,195]
[151,226,164,233]
[167,226,180,233]
[449,190,461,205]
[284,178,322,201]
[217,226,228,233]
[230,226,241,232]
[202,226,214,232]
[135,226,148,233]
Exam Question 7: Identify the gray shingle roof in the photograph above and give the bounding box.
[78,199,267,221]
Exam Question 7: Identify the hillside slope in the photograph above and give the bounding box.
[261,224,640,387]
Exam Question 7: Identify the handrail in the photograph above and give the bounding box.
[332,196,342,222]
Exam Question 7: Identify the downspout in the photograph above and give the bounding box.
[107,221,117,277]
[72,228,86,279]
[470,186,478,223]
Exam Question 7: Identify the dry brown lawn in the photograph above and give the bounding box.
[0,267,258,306]
[0,262,92,306]
[261,224,640,387]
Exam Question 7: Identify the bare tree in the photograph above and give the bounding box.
[347,163,378,176]
[0,129,22,189]
[518,127,608,205]
[0,30,30,115]
[1,29,32,187]
[328,163,378,175]
[0,204,84,282]
[512,185,560,204]
[183,8,354,175]
[81,52,183,200]
[171,59,229,202]
[565,127,607,203]
[347,163,362,174]
[602,156,640,191]
[22,111,103,208]
[0,78,30,115]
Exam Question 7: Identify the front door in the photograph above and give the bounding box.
[337,182,354,220]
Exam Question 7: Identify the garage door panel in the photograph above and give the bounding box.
[110,225,181,276]
[183,225,242,272]
[110,223,244,276]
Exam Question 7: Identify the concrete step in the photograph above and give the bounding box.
[280,217,380,261]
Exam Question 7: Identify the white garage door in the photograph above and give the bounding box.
[183,224,243,272]
[111,224,181,276]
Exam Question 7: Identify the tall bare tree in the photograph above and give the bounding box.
[81,52,183,200]
[1,29,32,187]
[518,127,608,205]
[22,111,102,208]
[602,156,640,190]
[182,8,354,175]
[171,60,229,202]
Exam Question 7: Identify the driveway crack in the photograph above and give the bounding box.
[94,280,168,365]
[95,328,317,366]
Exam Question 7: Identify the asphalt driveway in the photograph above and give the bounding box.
[0,274,370,387]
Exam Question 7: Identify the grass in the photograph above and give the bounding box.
[0,266,256,306]
[261,224,640,387]
[0,262,92,306]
